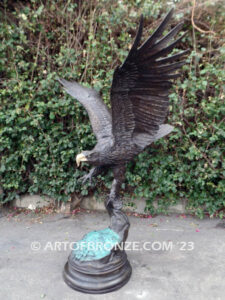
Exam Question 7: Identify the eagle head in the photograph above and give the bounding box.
[76,150,100,167]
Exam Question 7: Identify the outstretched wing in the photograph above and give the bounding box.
[110,8,188,148]
[58,79,112,143]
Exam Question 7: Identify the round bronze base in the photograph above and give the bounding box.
[63,250,132,294]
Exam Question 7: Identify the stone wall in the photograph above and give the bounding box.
[12,193,187,214]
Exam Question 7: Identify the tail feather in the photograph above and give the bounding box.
[153,124,174,141]
[133,124,174,149]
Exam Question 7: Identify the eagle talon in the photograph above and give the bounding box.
[79,174,93,185]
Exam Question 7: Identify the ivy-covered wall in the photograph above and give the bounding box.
[0,0,224,218]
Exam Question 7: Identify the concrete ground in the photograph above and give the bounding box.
[0,209,224,300]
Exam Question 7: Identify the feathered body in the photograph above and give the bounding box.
[59,8,188,242]
[59,9,187,170]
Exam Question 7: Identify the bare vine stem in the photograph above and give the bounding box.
[191,0,216,35]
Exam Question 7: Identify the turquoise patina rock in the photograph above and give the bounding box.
[72,227,121,261]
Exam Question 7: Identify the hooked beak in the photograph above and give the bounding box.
[76,153,87,167]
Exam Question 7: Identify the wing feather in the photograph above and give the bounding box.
[110,9,188,147]
[138,8,174,54]
[58,79,112,143]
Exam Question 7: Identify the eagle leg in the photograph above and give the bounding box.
[79,166,106,185]
[105,165,130,242]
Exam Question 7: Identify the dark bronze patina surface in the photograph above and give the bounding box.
[59,8,187,293]
[63,249,132,294]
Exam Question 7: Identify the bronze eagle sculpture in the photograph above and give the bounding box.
[59,8,188,241]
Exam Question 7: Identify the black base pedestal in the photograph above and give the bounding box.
[63,250,132,294]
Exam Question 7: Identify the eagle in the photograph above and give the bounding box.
[59,9,188,240]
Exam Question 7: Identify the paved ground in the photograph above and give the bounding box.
[0,209,224,300]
